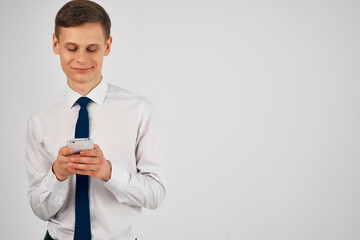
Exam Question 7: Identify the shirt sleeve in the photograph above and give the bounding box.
[26,116,69,221]
[104,100,166,209]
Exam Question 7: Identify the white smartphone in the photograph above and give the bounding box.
[67,138,94,153]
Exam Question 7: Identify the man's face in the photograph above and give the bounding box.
[53,22,112,86]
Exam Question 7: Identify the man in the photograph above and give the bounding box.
[25,1,166,239]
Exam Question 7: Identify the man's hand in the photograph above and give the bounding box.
[52,146,77,181]
[67,144,112,181]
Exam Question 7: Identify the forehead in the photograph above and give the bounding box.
[58,22,105,44]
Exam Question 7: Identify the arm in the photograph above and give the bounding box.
[104,100,166,209]
[25,116,69,221]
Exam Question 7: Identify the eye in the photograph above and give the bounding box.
[87,48,97,53]
[68,48,77,52]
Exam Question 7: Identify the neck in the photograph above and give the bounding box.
[67,76,102,96]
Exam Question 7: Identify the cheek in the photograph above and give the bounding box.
[60,53,74,67]
[92,54,104,66]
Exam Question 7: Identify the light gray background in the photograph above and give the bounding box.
[0,0,359,239]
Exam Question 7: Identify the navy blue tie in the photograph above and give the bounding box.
[74,97,91,240]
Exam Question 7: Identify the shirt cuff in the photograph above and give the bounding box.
[103,161,131,194]
[43,167,69,197]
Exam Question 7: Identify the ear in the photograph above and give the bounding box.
[53,33,59,54]
[104,36,113,56]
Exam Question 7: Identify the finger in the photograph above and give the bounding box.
[67,166,77,174]
[70,156,96,164]
[60,146,74,156]
[66,154,82,163]
[68,162,96,171]
[72,169,94,176]
[80,145,101,157]
[67,154,82,159]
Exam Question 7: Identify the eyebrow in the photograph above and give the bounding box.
[64,42,101,47]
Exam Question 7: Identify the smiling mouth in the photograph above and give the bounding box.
[72,67,93,72]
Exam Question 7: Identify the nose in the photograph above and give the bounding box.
[75,49,88,63]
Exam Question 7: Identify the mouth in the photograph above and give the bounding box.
[72,67,93,73]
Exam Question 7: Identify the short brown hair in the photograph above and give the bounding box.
[55,0,111,41]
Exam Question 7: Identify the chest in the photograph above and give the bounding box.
[40,103,139,170]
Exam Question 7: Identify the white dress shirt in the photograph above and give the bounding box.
[26,80,166,240]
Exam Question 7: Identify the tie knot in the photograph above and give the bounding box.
[76,97,91,108]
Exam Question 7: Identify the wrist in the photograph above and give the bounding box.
[102,160,112,181]
[52,162,68,182]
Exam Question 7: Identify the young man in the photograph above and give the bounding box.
[26,1,166,239]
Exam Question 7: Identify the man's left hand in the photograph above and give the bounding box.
[67,144,112,181]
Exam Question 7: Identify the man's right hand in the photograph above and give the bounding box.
[52,145,77,181]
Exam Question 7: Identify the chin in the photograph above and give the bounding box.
[68,73,96,83]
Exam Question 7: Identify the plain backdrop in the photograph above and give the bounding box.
[0,0,359,239]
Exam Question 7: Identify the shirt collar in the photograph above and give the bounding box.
[66,79,108,109]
